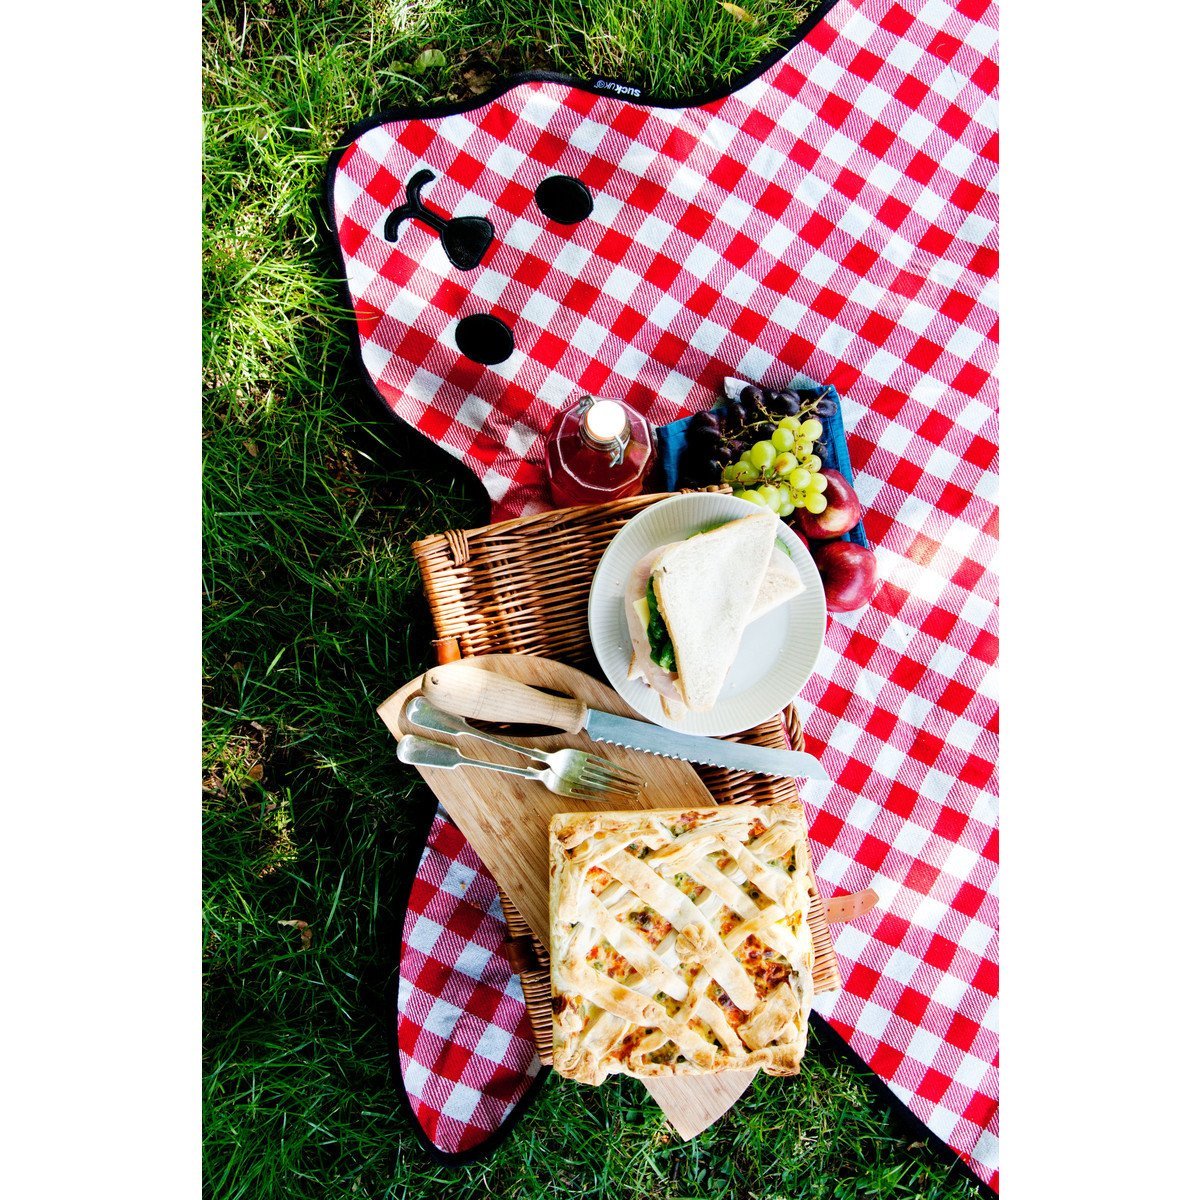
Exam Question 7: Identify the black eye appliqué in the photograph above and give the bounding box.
[384,169,494,271]
[455,313,515,365]
[428,172,593,367]
[535,174,593,225]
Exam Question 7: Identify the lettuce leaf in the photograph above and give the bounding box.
[645,580,676,672]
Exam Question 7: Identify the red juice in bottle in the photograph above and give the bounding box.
[545,395,655,507]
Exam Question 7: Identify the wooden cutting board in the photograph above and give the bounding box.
[377,652,757,1137]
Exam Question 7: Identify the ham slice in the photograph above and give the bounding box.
[625,545,685,713]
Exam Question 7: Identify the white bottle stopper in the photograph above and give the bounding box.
[583,399,627,443]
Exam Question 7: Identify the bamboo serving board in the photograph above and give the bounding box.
[378,653,757,1134]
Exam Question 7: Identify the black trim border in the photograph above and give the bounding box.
[323,0,839,176]
[320,3,1003,1178]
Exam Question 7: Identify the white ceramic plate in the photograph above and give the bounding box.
[587,493,827,736]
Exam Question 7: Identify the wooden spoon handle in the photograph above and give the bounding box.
[421,664,589,734]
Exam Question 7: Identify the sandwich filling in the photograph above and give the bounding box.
[644,580,675,672]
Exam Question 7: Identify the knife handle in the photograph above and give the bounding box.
[421,665,589,733]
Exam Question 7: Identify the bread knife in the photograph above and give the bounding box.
[421,664,829,782]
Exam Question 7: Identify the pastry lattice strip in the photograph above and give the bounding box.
[550,802,817,1083]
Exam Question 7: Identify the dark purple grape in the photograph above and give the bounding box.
[723,400,747,430]
[739,385,764,407]
[814,395,838,418]
[715,445,734,465]
[725,438,747,458]
[687,425,721,452]
[814,440,829,460]
[701,457,723,479]
[689,411,721,434]
[768,389,802,417]
[744,392,771,424]
[793,384,825,403]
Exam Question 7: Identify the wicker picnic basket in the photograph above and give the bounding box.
[411,490,840,1065]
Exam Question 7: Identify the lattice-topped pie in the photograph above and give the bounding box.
[548,801,816,1085]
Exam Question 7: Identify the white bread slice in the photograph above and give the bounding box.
[630,544,802,663]
[652,512,777,712]
[748,546,805,621]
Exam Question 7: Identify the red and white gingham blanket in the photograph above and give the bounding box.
[331,0,998,1187]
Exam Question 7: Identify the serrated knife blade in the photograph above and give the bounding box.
[585,708,828,781]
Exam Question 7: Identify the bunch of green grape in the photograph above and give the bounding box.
[724,415,829,517]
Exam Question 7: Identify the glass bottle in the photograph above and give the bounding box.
[544,395,655,507]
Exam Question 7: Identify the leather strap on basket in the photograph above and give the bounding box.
[433,636,462,664]
[823,888,878,924]
[502,935,541,973]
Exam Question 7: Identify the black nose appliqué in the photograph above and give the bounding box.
[535,175,593,225]
[455,313,514,365]
[384,169,494,271]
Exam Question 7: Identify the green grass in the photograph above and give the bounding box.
[202,3,990,1197]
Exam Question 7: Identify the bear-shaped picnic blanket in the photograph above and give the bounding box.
[328,0,999,1187]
